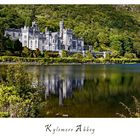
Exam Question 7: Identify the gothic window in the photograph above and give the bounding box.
[24,40,27,44]
[24,35,27,39]
[53,39,55,43]
[55,35,57,39]
[78,41,81,46]
[13,33,15,37]
[46,38,49,44]
[72,41,76,49]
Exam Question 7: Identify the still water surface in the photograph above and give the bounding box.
[1,64,140,117]
[26,64,140,117]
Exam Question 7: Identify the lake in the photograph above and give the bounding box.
[1,64,140,117]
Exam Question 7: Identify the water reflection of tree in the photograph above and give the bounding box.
[1,65,140,117]
[22,66,140,117]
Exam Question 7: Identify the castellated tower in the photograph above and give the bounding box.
[59,20,64,38]
[45,27,51,50]
[32,21,39,31]
[21,26,29,47]
[59,20,64,50]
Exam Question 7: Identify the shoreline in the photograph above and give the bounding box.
[0,62,139,66]
[0,62,98,66]
[0,56,140,65]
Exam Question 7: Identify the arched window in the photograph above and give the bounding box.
[13,33,15,37]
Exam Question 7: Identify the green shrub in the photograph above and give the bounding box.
[110,51,120,58]
[124,52,137,59]
[44,51,59,58]
[3,50,13,56]
[72,52,83,59]
[0,64,43,117]
[61,50,68,57]
[86,51,93,59]
[21,47,31,57]
[116,96,140,118]
[0,84,42,117]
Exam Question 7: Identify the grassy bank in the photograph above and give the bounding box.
[0,56,140,65]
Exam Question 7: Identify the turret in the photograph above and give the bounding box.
[59,20,64,38]
[45,27,48,34]
[33,28,35,37]
[21,26,29,47]
[32,21,39,31]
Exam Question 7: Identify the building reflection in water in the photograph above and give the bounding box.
[30,66,85,105]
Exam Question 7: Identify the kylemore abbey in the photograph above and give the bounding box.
[5,21,87,53]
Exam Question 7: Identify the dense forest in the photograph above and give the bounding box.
[0,5,140,58]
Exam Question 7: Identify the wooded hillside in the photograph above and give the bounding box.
[0,5,140,57]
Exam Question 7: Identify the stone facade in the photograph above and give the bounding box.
[5,21,84,52]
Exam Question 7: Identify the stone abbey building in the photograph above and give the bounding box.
[5,21,85,52]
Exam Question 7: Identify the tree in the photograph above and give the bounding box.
[21,47,31,57]
[94,41,99,51]
[97,32,109,44]
[124,52,136,59]
[0,36,22,56]
[0,64,42,117]
[133,42,140,57]
[110,51,120,58]
[6,64,32,94]
[86,51,93,59]
[3,36,14,51]
[0,84,42,117]
[123,37,133,53]
[3,50,13,56]
[110,40,122,52]
[25,17,31,27]
[12,39,22,55]
[0,5,140,58]
[0,30,4,51]
[32,49,41,58]
[31,5,36,22]
[109,34,123,55]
